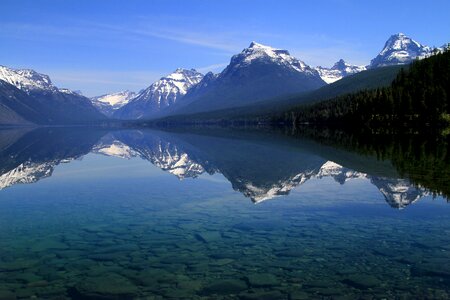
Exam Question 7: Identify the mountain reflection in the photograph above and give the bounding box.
[0,127,444,209]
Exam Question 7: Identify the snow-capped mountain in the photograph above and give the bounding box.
[0,65,57,93]
[114,69,204,119]
[226,41,320,76]
[90,90,136,117]
[369,33,432,68]
[0,65,105,125]
[168,42,326,116]
[315,59,367,84]
[59,88,83,95]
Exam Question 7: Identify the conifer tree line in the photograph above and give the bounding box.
[277,46,450,128]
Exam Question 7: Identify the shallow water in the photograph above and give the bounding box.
[0,128,449,299]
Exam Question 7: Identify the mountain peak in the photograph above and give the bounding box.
[248,41,273,49]
[315,59,366,84]
[90,90,137,116]
[114,68,204,119]
[224,41,320,77]
[370,33,431,68]
[0,65,56,93]
[331,59,348,70]
[164,68,203,83]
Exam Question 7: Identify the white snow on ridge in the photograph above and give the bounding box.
[91,90,136,109]
[0,65,56,93]
[315,59,367,84]
[130,68,203,111]
[230,42,318,76]
[370,33,433,68]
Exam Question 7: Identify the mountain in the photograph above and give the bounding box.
[369,33,432,68]
[114,69,203,119]
[161,42,326,117]
[0,80,39,125]
[90,90,136,117]
[0,128,104,189]
[0,66,56,93]
[281,46,450,127]
[155,65,404,124]
[0,65,105,125]
[315,59,367,83]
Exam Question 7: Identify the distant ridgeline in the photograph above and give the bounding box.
[278,48,450,129]
[288,126,450,200]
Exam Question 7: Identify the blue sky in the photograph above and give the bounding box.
[1,0,449,96]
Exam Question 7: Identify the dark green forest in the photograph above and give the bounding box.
[277,47,450,128]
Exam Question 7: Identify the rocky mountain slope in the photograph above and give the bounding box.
[90,90,136,117]
[0,66,105,125]
[114,69,203,119]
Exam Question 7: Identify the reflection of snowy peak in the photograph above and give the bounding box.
[138,142,205,179]
[94,141,138,159]
[241,171,316,203]
[0,161,55,190]
[95,137,206,179]
[240,161,426,208]
[244,161,366,203]
[371,178,428,209]
[316,161,366,182]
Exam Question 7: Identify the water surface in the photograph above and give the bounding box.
[0,128,449,299]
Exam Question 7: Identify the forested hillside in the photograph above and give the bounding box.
[278,47,450,128]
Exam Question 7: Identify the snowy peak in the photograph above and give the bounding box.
[0,65,57,93]
[59,88,82,96]
[227,42,318,75]
[114,68,204,119]
[370,33,432,68]
[315,60,366,84]
[331,59,356,71]
[137,68,203,106]
[91,90,136,108]
[380,33,423,55]
[158,68,204,94]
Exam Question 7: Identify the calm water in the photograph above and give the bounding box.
[0,127,449,299]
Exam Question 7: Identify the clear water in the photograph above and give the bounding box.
[0,128,449,299]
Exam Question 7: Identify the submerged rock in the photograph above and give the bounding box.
[201,279,248,295]
[343,275,381,289]
[71,274,138,298]
[246,273,279,287]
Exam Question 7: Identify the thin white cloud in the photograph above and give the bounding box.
[48,70,163,96]
[197,62,228,73]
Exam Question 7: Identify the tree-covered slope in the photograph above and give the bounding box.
[278,48,450,128]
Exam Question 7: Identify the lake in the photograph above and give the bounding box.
[0,127,449,299]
